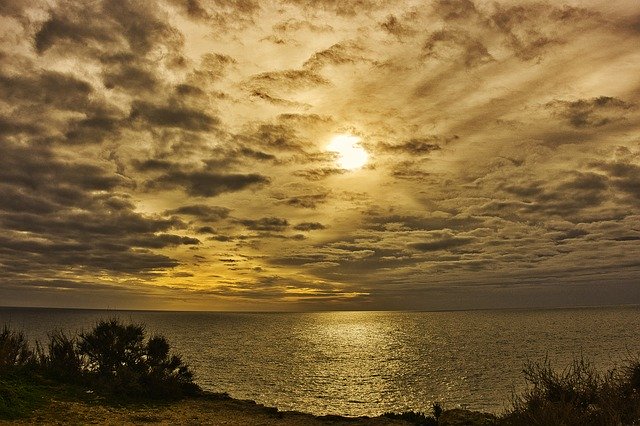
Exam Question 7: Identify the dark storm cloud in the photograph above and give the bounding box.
[0,70,95,112]
[64,115,123,145]
[293,222,326,231]
[196,226,215,234]
[166,0,210,20]
[591,160,640,201]
[238,217,289,231]
[35,0,184,56]
[0,203,186,275]
[547,96,633,128]
[0,185,57,215]
[479,170,615,223]
[127,234,200,248]
[131,159,175,172]
[151,170,270,197]
[34,3,116,53]
[165,204,231,221]
[0,116,42,136]
[102,63,160,93]
[0,144,123,195]
[129,101,219,131]
[409,233,475,252]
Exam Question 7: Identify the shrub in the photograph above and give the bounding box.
[0,326,33,371]
[77,319,199,399]
[382,411,437,426]
[79,319,145,378]
[41,331,82,382]
[141,336,199,398]
[502,358,640,425]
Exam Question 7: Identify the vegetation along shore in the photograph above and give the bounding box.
[2,319,640,425]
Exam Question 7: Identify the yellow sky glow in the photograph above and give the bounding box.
[326,135,368,170]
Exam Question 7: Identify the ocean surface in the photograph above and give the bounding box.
[1,306,639,416]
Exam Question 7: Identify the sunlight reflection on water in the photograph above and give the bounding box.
[2,306,640,416]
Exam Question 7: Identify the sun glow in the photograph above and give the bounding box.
[326,135,368,170]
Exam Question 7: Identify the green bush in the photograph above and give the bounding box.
[0,326,33,371]
[0,319,200,403]
[502,358,640,425]
[76,319,200,399]
[79,319,145,378]
[41,331,82,382]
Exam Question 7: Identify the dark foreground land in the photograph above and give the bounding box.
[2,319,640,425]
[0,386,496,426]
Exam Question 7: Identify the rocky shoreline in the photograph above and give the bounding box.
[2,390,497,425]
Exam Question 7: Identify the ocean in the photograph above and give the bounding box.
[1,306,639,416]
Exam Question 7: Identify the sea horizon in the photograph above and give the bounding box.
[2,302,639,314]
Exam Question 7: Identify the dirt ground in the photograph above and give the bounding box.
[2,395,411,426]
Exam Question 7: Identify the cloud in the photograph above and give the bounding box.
[102,63,160,93]
[293,168,345,180]
[165,204,231,221]
[303,41,366,69]
[129,101,219,131]
[150,170,270,197]
[0,70,95,112]
[166,0,210,20]
[273,19,333,34]
[293,222,326,231]
[547,96,633,128]
[423,30,493,67]
[432,0,480,21]
[409,232,475,252]
[491,4,600,60]
[2,0,640,310]
[35,0,184,56]
[281,193,329,208]
[380,15,416,38]
[591,160,640,201]
[377,137,446,155]
[238,217,289,231]
[248,69,329,91]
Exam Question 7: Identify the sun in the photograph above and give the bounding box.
[326,135,368,170]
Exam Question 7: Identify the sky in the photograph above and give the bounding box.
[1,0,639,311]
